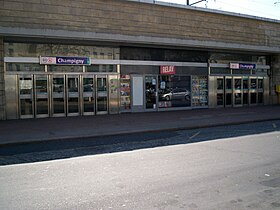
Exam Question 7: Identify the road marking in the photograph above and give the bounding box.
[189,131,201,140]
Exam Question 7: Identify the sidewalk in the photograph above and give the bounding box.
[0,105,280,145]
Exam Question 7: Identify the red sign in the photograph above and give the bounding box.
[160,66,176,75]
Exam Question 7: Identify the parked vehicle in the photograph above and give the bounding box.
[162,88,190,101]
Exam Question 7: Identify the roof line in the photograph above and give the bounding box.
[127,0,280,23]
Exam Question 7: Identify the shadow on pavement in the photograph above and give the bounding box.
[0,120,280,166]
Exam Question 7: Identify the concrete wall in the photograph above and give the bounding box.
[0,0,280,50]
[0,36,5,120]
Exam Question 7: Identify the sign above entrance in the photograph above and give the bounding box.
[160,66,176,75]
[40,56,91,65]
[230,63,256,70]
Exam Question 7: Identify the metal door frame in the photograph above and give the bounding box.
[66,74,80,116]
[216,76,225,107]
[225,76,233,107]
[96,74,108,115]
[51,74,66,117]
[18,74,34,119]
[249,76,258,106]
[81,74,95,116]
[34,74,50,118]
[233,76,243,107]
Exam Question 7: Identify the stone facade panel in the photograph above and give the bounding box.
[0,0,280,48]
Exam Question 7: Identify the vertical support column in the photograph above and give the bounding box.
[0,37,5,120]
[271,55,280,104]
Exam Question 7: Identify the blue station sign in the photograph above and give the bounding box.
[230,62,256,70]
[40,56,91,65]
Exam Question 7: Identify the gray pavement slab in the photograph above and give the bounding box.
[0,105,280,145]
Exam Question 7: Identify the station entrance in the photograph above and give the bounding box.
[5,73,119,119]
[212,76,269,107]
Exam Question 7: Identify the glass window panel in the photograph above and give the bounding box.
[258,79,263,89]
[234,79,241,90]
[87,65,116,72]
[250,79,257,89]
[217,79,224,90]
[251,93,257,104]
[19,78,33,95]
[20,99,33,115]
[243,93,249,105]
[48,66,83,73]
[6,63,44,72]
[159,75,191,108]
[120,75,131,111]
[225,79,232,90]
[243,79,249,90]
[225,93,232,105]
[36,98,48,115]
[217,94,224,106]
[53,98,65,114]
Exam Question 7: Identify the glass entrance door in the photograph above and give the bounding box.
[82,75,95,115]
[250,77,257,105]
[35,75,49,118]
[145,75,157,110]
[19,75,34,119]
[67,75,80,116]
[216,77,224,107]
[52,75,66,117]
[96,75,108,114]
[225,77,233,107]
[233,77,242,107]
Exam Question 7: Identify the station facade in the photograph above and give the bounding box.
[0,0,280,120]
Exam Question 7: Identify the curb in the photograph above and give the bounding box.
[1,117,280,147]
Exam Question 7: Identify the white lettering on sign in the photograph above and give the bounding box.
[160,66,176,74]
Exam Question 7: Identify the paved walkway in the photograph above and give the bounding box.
[0,105,280,145]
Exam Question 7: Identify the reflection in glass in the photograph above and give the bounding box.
[234,93,242,105]
[36,98,48,115]
[84,97,94,113]
[226,78,232,90]
[68,98,79,113]
[53,98,65,114]
[158,75,191,108]
[226,93,232,105]
[97,77,108,113]
[258,79,263,89]
[97,97,107,112]
[19,78,33,94]
[243,79,249,90]
[97,78,107,91]
[53,78,64,93]
[234,79,241,90]
[20,99,33,115]
[251,93,257,104]
[243,93,249,105]
[258,93,263,104]
[217,79,224,90]
[120,75,131,111]
[250,79,257,89]
[83,78,94,92]
[217,94,224,106]
[36,77,48,94]
[146,76,157,109]
[68,78,79,93]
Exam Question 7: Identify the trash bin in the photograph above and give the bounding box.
[276,85,280,104]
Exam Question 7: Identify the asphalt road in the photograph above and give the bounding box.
[0,121,280,209]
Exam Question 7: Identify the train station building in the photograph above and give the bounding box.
[0,0,280,120]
